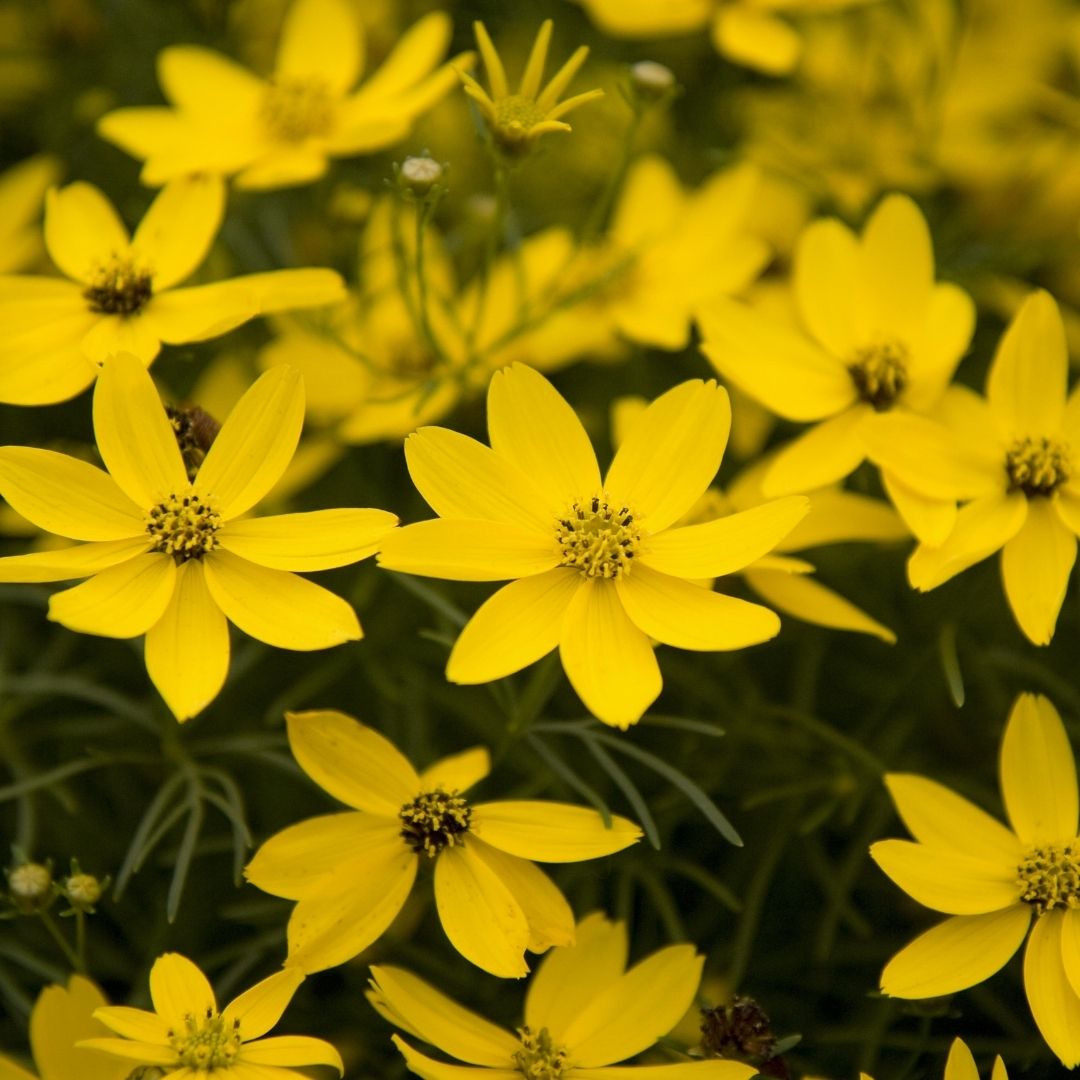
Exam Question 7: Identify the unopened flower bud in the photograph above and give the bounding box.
[64,872,103,909]
[400,155,444,197]
[7,862,54,912]
[629,61,676,103]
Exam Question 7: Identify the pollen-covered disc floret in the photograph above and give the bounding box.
[261,77,336,142]
[1005,436,1072,496]
[492,96,548,152]
[169,1008,242,1069]
[847,341,909,411]
[399,789,472,857]
[83,255,153,315]
[1017,842,1080,914]
[513,1026,568,1080]
[146,493,223,563]
[556,494,641,579]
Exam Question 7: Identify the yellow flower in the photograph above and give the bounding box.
[0,975,129,1080]
[699,194,975,544]
[862,1038,1007,1080]
[871,693,1080,1066]
[377,364,808,729]
[460,20,603,157]
[246,710,641,978]
[0,153,59,273]
[367,912,756,1080]
[79,953,342,1075]
[97,0,469,189]
[0,353,397,721]
[862,290,1080,645]
[0,174,343,405]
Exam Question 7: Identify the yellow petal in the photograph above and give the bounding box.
[144,560,229,721]
[762,408,869,496]
[536,43,589,112]
[246,813,397,900]
[220,967,305,1042]
[870,839,1020,915]
[285,710,419,813]
[74,1039,176,1065]
[473,21,508,99]
[45,183,129,284]
[434,844,530,978]
[1000,693,1079,845]
[275,0,361,92]
[228,269,346,314]
[517,19,552,98]
[471,802,640,863]
[49,554,176,638]
[0,537,152,584]
[31,977,131,1080]
[907,283,977,403]
[149,953,216,1026]
[218,508,397,571]
[943,1039,979,1080]
[80,312,162,366]
[239,1035,343,1072]
[1023,911,1080,1068]
[880,471,954,547]
[0,445,145,541]
[419,748,491,795]
[576,1066,756,1080]
[711,6,800,74]
[559,579,661,729]
[157,45,264,114]
[1001,497,1076,645]
[617,565,779,651]
[235,150,330,191]
[143,283,258,344]
[392,1035,519,1080]
[0,323,100,406]
[94,352,189,507]
[793,217,861,357]
[880,907,1031,998]
[1062,907,1080,1000]
[378,519,561,582]
[84,1004,170,1041]
[368,965,517,1065]
[197,365,304,519]
[353,12,452,102]
[487,364,600,513]
[562,944,702,1066]
[446,569,581,684]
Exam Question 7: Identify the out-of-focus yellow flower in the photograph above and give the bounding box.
[872,693,1080,1067]
[0,354,397,720]
[0,155,60,273]
[460,20,603,158]
[97,0,471,189]
[0,174,344,405]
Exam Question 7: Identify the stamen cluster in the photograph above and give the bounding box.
[556,494,641,579]
[169,1008,242,1069]
[399,789,472,856]
[1005,436,1071,496]
[513,1026,568,1080]
[847,341,909,411]
[1017,842,1080,914]
[492,96,548,154]
[83,256,153,315]
[260,77,335,142]
[146,494,223,563]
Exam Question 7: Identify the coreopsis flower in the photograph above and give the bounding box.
[862,290,1080,645]
[367,912,757,1080]
[0,353,397,721]
[871,693,1080,1066]
[0,174,343,405]
[0,153,59,273]
[0,975,129,1080]
[97,0,469,189]
[460,20,603,157]
[80,953,342,1076]
[245,710,641,977]
[863,1038,1007,1080]
[377,364,807,728]
[699,194,975,545]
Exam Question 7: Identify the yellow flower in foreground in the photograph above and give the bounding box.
[0,976,129,1080]
[863,1038,1007,1080]
[368,912,756,1080]
[246,710,640,978]
[0,153,59,273]
[0,353,396,721]
[0,173,343,405]
[871,693,1080,1066]
[80,953,342,1076]
[377,364,808,728]
[699,194,975,544]
[460,20,603,157]
[863,290,1080,646]
[98,0,469,189]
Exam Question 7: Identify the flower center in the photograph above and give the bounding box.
[1005,436,1071,496]
[1017,842,1080,914]
[146,494,223,563]
[514,1026,568,1080]
[169,1009,242,1070]
[847,341,909,411]
[399,789,472,857]
[83,255,153,315]
[556,494,641,579]
[261,77,336,142]
[492,95,547,152]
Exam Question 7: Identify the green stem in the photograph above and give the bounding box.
[468,161,511,351]
[581,106,642,243]
[413,196,450,368]
[74,909,87,973]
[38,910,80,972]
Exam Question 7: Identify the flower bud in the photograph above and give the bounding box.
[629,61,676,104]
[400,155,444,197]
[6,861,54,913]
[64,871,103,910]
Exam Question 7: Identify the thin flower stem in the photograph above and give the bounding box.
[468,160,510,348]
[413,195,451,368]
[37,910,80,972]
[580,105,642,243]
[74,909,87,974]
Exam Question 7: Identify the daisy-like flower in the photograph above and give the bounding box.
[0,976,129,1080]
[698,194,975,545]
[245,710,641,978]
[368,912,756,1080]
[377,363,808,729]
[80,953,342,1076]
[0,353,397,721]
[871,693,1080,1066]
[862,290,1080,646]
[0,174,343,405]
[97,0,470,190]
[460,20,603,158]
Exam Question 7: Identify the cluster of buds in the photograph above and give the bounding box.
[699,995,794,1079]
[2,853,108,917]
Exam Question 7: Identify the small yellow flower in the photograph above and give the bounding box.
[97,0,470,189]
[0,174,343,405]
[245,710,641,978]
[862,1038,1008,1080]
[871,693,1080,1066]
[460,20,603,157]
[80,953,342,1076]
[367,912,756,1080]
[0,353,397,721]
[0,153,59,273]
